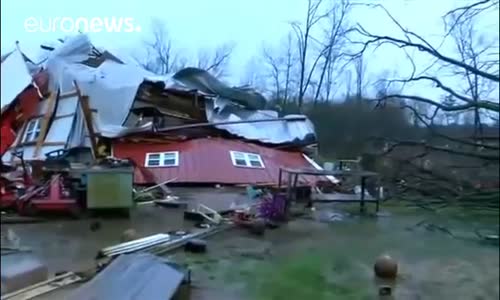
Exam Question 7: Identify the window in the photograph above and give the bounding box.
[145,151,179,167]
[230,151,264,168]
[23,119,41,143]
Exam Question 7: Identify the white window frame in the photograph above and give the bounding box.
[229,151,265,168]
[145,151,179,167]
[22,118,42,143]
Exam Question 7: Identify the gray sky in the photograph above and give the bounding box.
[1,0,498,99]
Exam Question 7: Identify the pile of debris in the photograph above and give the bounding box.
[0,33,336,216]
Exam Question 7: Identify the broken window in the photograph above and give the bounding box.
[145,151,179,167]
[230,151,264,168]
[22,119,41,143]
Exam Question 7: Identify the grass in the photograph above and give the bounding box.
[168,202,498,300]
[243,250,374,300]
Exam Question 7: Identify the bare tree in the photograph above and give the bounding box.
[313,0,351,104]
[196,43,235,78]
[350,1,499,208]
[137,20,234,77]
[139,20,180,74]
[292,0,328,109]
[260,32,297,106]
[354,54,365,99]
[262,46,282,100]
[283,32,295,105]
[450,8,498,138]
[345,69,352,98]
[240,57,259,87]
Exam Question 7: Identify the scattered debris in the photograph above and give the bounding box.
[474,228,499,245]
[97,233,171,259]
[406,220,455,237]
[184,239,207,253]
[154,196,186,209]
[89,221,101,232]
[378,286,393,296]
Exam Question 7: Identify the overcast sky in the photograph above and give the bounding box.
[1,0,498,98]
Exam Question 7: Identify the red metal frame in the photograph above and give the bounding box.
[17,175,81,216]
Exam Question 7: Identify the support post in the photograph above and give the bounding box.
[360,176,366,213]
[278,168,282,189]
[285,172,293,217]
[292,173,299,202]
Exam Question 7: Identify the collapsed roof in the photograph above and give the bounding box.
[1,34,317,163]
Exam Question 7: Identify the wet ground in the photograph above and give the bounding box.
[1,187,250,274]
[2,188,499,300]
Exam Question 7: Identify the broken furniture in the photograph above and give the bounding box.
[154,196,187,209]
[183,204,232,223]
[279,167,381,213]
[84,167,134,216]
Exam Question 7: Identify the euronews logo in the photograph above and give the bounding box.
[24,17,142,33]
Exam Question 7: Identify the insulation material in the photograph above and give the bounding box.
[1,49,32,110]
[43,34,170,136]
[76,60,151,128]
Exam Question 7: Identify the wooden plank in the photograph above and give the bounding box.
[78,99,98,158]
[1,272,82,300]
[73,81,98,158]
[33,92,58,158]
[9,122,28,164]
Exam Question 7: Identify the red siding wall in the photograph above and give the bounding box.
[113,138,320,185]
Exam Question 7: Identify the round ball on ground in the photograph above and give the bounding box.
[374,254,398,279]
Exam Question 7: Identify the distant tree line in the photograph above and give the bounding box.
[137,0,499,210]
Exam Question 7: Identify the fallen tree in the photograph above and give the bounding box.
[350,0,499,210]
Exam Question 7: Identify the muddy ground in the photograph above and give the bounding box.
[2,187,499,299]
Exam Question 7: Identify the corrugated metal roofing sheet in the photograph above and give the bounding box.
[206,98,316,145]
[113,137,323,186]
[69,253,184,300]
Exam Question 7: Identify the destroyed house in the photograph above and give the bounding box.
[1,34,328,187]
